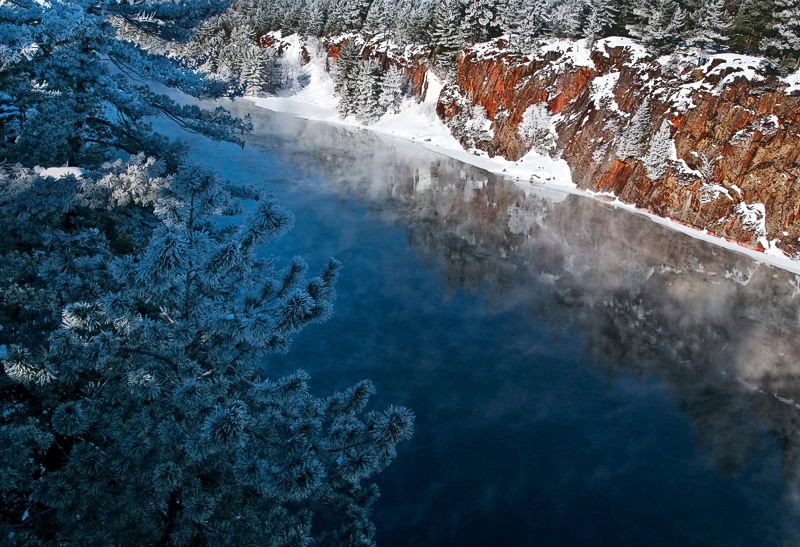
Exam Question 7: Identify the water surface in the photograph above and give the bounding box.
[169,101,800,546]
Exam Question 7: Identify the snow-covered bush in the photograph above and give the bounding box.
[643,119,677,180]
[518,103,556,155]
[379,65,410,115]
[616,101,653,161]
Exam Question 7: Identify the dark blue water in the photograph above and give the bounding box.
[168,100,800,546]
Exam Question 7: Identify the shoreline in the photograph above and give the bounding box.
[244,96,800,275]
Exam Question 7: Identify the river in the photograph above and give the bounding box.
[166,99,800,546]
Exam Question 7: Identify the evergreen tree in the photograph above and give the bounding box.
[760,0,800,70]
[238,46,281,96]
[462,0,502,43]
[334,40,363,117]
[353,59,384,123]
[547,0,587,39]
[518,103,556,154]
[399,0,434,43]
[0,1,414,544]
[497,0,526,40]
[498,0,550,48]
[0,0,247,170]
[328,0,373,33]
[0,162,414,545]
[627,0,687,53]
[616,101,653,160]
[729,0,776,53]
[379,65,410,115]
[686,0,732,51]
[430,0,469,67]
[307,0,330,36]
[584,0,618,44]
[363,0,391,36]
[643,119,675,179]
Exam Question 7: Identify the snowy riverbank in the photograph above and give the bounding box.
[247,35,574,187]
[245,35,800,276]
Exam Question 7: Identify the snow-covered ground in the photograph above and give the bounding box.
[247,35,574,189]
[246,35,800,276]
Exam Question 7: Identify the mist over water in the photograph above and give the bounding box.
[168,100,800,546]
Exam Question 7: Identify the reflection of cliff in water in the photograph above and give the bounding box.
[238,104,800,478]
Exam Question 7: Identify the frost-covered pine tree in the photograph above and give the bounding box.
[398,0,435,43]
[686,0,732,51]
[379,65,409,115]
[306,0,329,36]
[760,0,800,70]
[496,0,554,46]
[0,1,414,544]
[327,0,371,33]
[0,162,414,545]
[430,0,469,67]
[643,119,676,179]
[353,59,384,123]
[729,0,777,53]
[518,103,556,154]
[627,0,687,53]
[363,0,391,36]
[584,0,618,44]
[0,0,247,169]
[547,0,587,39]
[616,101,653,160]
[462,0,501,43]
[240,48,267,95]
[334,40,363,117]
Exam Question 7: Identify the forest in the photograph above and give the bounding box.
[170,0,800,123]
[188,0,798,64]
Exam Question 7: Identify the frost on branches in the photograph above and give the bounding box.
[0,162,414,546]
[0,0,248,170]
[0,1,413,545]
[643,119,677,180]
[518,103,556,155]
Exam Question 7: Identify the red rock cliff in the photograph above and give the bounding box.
[437,38,800,257]
[315,35,800,257]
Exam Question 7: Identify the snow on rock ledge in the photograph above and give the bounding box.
[438,37,800,258]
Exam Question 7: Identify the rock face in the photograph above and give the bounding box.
[316,35,800,257]
[436,38,800,257]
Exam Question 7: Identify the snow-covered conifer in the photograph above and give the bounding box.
[353,59,384,123]
[431,0,469,67]
[0,161,414,544]
[584,0,618,44]
[687,0,732,51]
[643,119,676,179]
[307,0,329,36]
[0,0,247,169]
[364,0,391,36]
[760,0,800,70]
[398,0,435,43]
[379,65,410,114]
[616,101,653,160]
[518,103,557,154]
[627,0,687,53]
[335,40,363,117]
[730,0,777,53]
[547,0,587,39]
[462,0,501,43]
[498,0,550,47]
[0,2,414,543]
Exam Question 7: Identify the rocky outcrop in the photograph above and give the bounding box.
[312,34,800,257]
[438,38,800,257]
